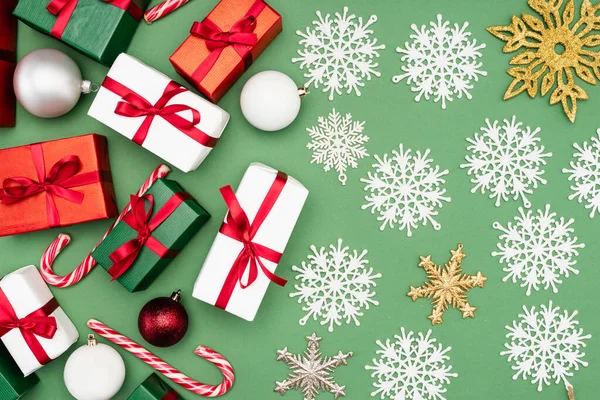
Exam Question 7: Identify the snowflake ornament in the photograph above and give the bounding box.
[306,109,369,185]
[365,328,457,400]
[293,7,385,100]
[493,205,584,296]
[502,301,591,394]
[563,129,600,218]
[461,116,552,208]
[290,238,381,332]
[393,14,487,109]
[361,145,450,236]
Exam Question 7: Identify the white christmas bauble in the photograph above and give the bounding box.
[14,49,91,118]
[240,71,305,131]
[64,335,126,400]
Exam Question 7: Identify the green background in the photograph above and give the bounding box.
[1,0,598,399]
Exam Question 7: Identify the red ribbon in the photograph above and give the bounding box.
[162,390,180,400]
[0,289,59,366]
[215,171,288,310]
[102,76,218,148]
[47,0,143,39]
[190,0,266,83]
[0,144,108,228]
[107,192,191,280]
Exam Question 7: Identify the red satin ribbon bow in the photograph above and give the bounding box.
[162,390,180,400]
[107,192,190,280]
[215,171,288,310]
[0,289,59,366]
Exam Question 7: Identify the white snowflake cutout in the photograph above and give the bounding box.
[493,205,584,296]
[361,145,450,236]
[306,109,369,185]
[290,238,381,332]
[366,328,457,400]
[563,129,600,218]
[502,301,591,392]
[393,14,487,109]
[461,116,552,208]
[293,7,385,100]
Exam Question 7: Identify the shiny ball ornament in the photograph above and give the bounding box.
[14,49,92,118]
[63,335,126,400]
[138,290,189,347]
[240,70,307,131]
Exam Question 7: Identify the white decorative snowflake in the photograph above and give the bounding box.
[493,205,584,296]
[563,129,600,218]
[365,328,457,400]
[393,14,487,109]
[502,301,591,392]
[460,116,552,208]
[306,109,369,185]
[361,145,450,236]
[293,7,385,100]
[290,239,381,333]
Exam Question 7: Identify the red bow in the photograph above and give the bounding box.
[162,390,180,400]
[0,289,59,366]
[215,171,288,310]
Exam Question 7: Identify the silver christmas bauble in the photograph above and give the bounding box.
[14,49,91,118]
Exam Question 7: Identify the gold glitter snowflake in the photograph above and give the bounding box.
[487,0,600,122]
[408,244,487,325]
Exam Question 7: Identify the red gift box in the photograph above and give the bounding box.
[0,134,118,236]
[0,0,17,127]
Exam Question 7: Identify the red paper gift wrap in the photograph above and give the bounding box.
[169,0,282,103]
[0,134,118,237]
[0,0,17,127]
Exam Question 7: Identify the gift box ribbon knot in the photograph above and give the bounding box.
[46,0,143,39]
[102,76,219,149]
[0,288,59,365]
[215,170,289,309]
[163,390,179,400]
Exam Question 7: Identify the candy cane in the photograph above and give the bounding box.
[87,319,234,397]
[40,165,171,287]
[144,0,190,24]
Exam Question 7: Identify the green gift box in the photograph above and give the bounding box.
[0,343,39,400]
[127,373,182,400]
[13,0,150,65]
[92,179,210,292]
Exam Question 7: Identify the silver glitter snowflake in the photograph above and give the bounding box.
[502,301,591,392]
[290,238,381,333]
[563,129,600,218]
[293,7,385,100]
[275,333,353,400]
[493,205,584,296]
[393,14,487,109]
[361,145,450,236]
[366,328,457,400]
[461,116,552,208]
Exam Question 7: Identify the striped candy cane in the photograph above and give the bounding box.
[88,319,234,397]
[40,165,171,287]
[144,0,190,24]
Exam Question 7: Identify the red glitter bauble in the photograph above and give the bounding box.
[138,290,188,347]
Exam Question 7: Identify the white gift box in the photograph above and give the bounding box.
[0,266,79,376]
[193,163,309,321]
[88,53,230,173]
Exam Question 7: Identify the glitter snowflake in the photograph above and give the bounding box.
[501,301,591,392]
[361,145,450,236]
[393,14,487,109]
[460,116,552,208]
[563,129,600,218]
[365,328,457,400]
[290,239,381,333]
[306,109,369,185]
[293,7,385,100]
[493,205,584,296]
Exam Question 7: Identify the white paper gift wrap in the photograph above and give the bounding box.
[88,53,230,173]
[193,163,309,321]
[0,266,79,376]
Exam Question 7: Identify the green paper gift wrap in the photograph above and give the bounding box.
[92,179,210,292]
[0,343,39,400]
[127,373,182,400]
[13,0,150,65]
